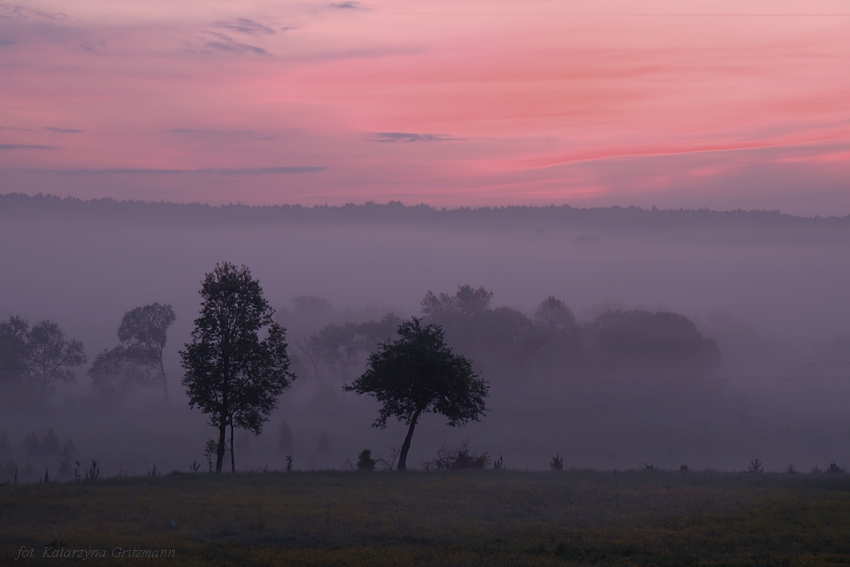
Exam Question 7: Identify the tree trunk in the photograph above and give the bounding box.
[397,409,422,471]
[230,424,236,474]
[159,356,169,405]
[215,422,226,473]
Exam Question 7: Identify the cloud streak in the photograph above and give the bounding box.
[0,3,68,21]
[203,32,269,55]
[329,2,368,10]
[45,126,82,133]
[50,167,326,175]
[0,144,56,150]
[367,132,464,143]
[214,18,276,36]
[167,128,257,136]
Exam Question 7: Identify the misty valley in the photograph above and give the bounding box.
[1,195,849,480]
[3,196,850,565]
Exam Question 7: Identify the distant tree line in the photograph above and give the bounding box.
[0,303,175,407]
[0,263,722,475]
[297,284,721,386]
[1,282,720,408]
[2,193,843,229]
[0,316,86,404]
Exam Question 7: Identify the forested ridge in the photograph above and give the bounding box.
[2,192,847,230]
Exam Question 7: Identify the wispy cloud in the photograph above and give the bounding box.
[0,126,32,131]
[0,144,56,150]
[367,132,463,143]
[0,4,69,21]
[203,32,268,55]
[214,18,276,36]
[0,39,15,47]
[45,126,82,133]
[205,41,267,55]
[52,167,326,175]
[329,2,368,10]
[167,128,256,136]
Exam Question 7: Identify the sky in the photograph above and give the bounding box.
[1,0,849,213]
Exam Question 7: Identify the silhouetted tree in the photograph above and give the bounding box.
[346,318,488,471]
[421,284,493,318]
[117,303,176,401]
[0,316,86,402]
[356,449,376,471]
[89,303,175,401]
[181,263,295,473]
[26,321,86,398]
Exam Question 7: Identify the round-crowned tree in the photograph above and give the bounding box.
[181,262,295,473]
[345,317,488,471]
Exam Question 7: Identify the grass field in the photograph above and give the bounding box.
[2,470,850,566]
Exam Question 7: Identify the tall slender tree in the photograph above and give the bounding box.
[89,303,176,402]
[181,263,295,473]
[117,303,176,401]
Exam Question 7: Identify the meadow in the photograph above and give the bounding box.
[2,469,850,566]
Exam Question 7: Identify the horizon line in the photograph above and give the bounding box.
[1,192,847,220]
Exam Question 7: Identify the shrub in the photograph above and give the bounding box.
[356,449,376,471]
[428,443,490,470]
[86,460,100,480]
[679,465,690,473]
[827,461,843,474]
[550,454,564,471]
[749,459,763,473]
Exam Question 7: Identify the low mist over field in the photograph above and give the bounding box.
[1,194,849,479]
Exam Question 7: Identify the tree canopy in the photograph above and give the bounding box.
[346,317,488,470]
[0,316,86,403]
[89,303,175,401]
[181,262,295,473]
[583,309,721,378]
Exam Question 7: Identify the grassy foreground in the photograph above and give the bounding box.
[2,470,850,566]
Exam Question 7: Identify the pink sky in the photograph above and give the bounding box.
[1,0,848,213]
